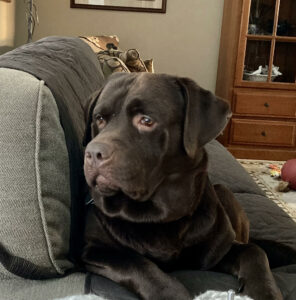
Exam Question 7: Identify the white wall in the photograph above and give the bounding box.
[0,0,15,54]
[14,0,224,91]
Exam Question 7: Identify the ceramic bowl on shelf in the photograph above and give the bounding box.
[243,73,278,82]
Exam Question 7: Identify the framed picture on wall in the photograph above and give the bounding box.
[70,0,167,13]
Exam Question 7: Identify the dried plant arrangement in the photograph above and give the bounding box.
[24,0,39,43]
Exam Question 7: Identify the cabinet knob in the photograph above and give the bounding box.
[261,131,266,137]
[264,102,270,108]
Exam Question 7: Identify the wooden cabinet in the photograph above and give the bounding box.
[216,0,296,160]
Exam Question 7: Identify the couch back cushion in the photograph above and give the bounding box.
[0,68,72,278]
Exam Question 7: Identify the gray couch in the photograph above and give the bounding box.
[0,37,295,300]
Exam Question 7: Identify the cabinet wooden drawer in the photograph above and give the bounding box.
[234,91,296,117]
[230,119,296,147]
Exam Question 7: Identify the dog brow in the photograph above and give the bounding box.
[126,98,149,116]
[93,104,113,118]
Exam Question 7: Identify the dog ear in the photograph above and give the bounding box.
[177,77,231,159]
[83,89,102,147]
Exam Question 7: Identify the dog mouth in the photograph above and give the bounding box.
[92,174,147,200]
[94,175,120,197]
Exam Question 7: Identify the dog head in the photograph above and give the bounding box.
[83,73,231,202]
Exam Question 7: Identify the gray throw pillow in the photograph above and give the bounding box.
[0,68,73,279]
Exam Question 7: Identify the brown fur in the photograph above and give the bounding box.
[82,73,282,300]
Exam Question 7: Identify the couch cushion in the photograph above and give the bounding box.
[0,36,106,263]
[0,272,86,300]
[0,68,72,278]
[206,140,264,195]
[235,192,296,251]
[87,267,296,300]
[206,141,296,260]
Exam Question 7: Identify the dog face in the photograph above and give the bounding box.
[83,73,231,201]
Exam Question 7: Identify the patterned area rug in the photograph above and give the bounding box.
[238,159,296,221]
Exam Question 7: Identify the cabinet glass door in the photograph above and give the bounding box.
[277,1,296,36]
[273,42,296,82]
[239,0,296,85]
[248,0,276,35]
[244,40,271,82]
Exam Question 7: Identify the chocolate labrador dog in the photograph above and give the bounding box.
[82,73,282,300]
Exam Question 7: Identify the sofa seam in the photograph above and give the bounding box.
[35,80,63,275]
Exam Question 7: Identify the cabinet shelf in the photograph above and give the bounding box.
[235,81,296,90]
[246,35,296,42]
[275,36,296,42]
[246,34,273,41]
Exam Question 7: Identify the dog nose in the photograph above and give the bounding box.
[85,142,113,165]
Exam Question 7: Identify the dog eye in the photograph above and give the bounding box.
[139,116,154,127]
[132,114,157,131]
[95,115,107,129]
